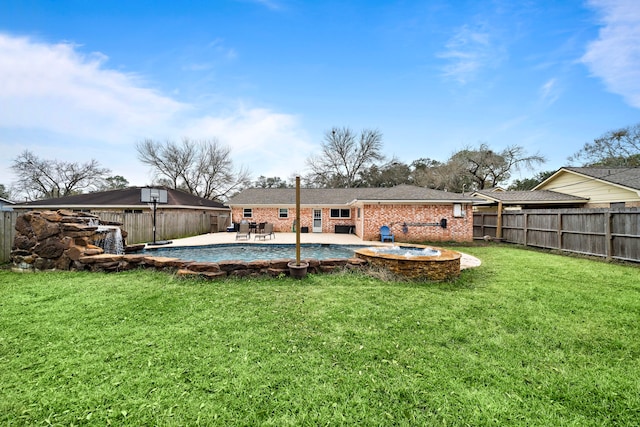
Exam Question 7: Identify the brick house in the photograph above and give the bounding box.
[227,185,478,242]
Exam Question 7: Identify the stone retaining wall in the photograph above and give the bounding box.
[73,253,368,279]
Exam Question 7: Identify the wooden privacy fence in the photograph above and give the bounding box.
[0,211,231,263]
[474,208,640,262]
[94,211,224,244]
[0,211,17,264]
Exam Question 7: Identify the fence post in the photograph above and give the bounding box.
[496,201,503,240]
[557,212,562,250]
[605,211,612,260]
[1,211,18,263]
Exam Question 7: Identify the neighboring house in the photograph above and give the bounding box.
[227,184,479,242]
[12,187,231,228]
[0,197,15,211]
[472,189,588,211]
[12,186,228,213]
[534,167,640,208]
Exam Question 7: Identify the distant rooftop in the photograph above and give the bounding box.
[13,187,227,209]
[228,185,479,206]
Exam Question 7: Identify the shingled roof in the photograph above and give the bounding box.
[555,167,640,191]
[13,187,227,210]
[227,185,479,206]
[472,189,588,204]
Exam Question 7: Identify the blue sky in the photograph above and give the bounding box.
[1,0,639,191]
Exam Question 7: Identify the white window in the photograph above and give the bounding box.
[243,208,253,218]
[453,203,464,218]
[279,208,289,218]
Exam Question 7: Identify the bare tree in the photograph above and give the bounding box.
[359,158,412,187]
[569,122,640,166]
[136,138,251,201]
[449,143,546,190]
[411,158,474,192]
[305,127,385,188]
[11,150,110,200]
[0,183,11,200]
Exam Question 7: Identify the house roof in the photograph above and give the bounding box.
[12,187,228,210]
[228,185,480,206]
[472,189,588,204]
[534,167,640,192]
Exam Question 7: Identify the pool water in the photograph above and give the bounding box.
[371,246,441,257]
[143,244,369,263]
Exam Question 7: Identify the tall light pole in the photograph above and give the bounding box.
[295,176,301,266]
[287,175,308,278]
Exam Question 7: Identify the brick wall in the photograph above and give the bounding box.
[362,204,473,242]
[231,203,473,242]
[231,207,356,233]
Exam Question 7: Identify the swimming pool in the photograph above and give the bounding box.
[143,244,370,263]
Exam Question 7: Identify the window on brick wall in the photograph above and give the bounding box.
[330,208,351,218]
[453,203,464,217]
[279,208,288,218]
[243,208,252,218]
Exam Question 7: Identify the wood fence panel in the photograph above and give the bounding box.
[526,212,558,230]
[92,211,212,244]
[611,236,638,261]
[562,232,607,256]
[502,214,524,243]
[526,229,559,249]
[611,211,640,261]
[562,212,606,234]
[0,211,18,263]
[473,213,497,238]
[474,208,640,262]
[612,211,640,235]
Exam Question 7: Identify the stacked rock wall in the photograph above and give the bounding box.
[11,210,127,272]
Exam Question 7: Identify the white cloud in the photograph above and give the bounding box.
[438,23,500,84]
[581,0,640,108]
[539,78,560,105]
[186,106,315,179]
[0,34,188,140]
[0,33,312,187]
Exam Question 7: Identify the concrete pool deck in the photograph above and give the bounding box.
[146,232,481,270]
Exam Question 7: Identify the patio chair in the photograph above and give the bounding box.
[236,222,251,240]
[380,225,394,242]
[254,223,275,240]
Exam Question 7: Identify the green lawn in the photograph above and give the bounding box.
[1,246,639,426]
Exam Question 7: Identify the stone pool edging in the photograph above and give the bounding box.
[72,253,369,279]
